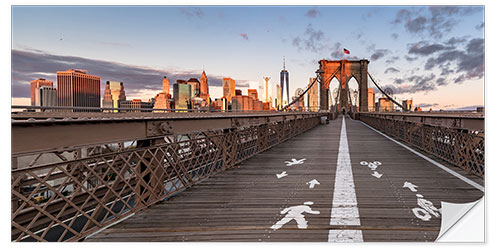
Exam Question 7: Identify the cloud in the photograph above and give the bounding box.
[291,24,327,53]
[393,6,482,39]
[404,55,418,62]
[330,42,343,58]
[384,67,400,74]
[424,38,484,81]
[180,7,204,18]
[417,103,439,108]
[385,73,437,94]
[385,56,399,64]
[452,105,483,110]
[11,49,250,98]
[393,78,404,84]
[408,41,454,56]
[239,33,249,40]
[305,8,320,18]
[436,77,448,86]
[475,22,484,30]
[370,49,390,61]
[445,36,468,46]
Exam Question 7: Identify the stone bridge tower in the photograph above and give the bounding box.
[318,59,369,112]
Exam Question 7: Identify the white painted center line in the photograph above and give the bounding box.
[328,116,364,242]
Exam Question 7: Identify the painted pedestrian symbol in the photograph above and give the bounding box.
[403,181,441,221]
[285,158,306,167]
[306,179,320,189]
[276,171,288,179]
[270,201,320,230]
[360,161,383,178]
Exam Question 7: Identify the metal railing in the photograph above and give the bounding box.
[359,113,484,177]
[11,114,321,242]
[11,105,324,114]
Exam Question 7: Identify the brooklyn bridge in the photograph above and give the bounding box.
[11,60,484,242]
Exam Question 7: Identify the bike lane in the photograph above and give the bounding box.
[344,116,484,242]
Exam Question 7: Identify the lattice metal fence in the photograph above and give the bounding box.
[11,115,320,242]
[360,114,484,177]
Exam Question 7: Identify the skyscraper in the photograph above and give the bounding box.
[307,78,319,112]
[222,77,236,101]
[163,76,170,95]
[402,99,413,112]
[174,82,192,110]
[187,78,201,97]
[368,88,376,112]
[154,76,172,111]
[263,77,271,103]
[200,70,210,103]
[56,69,100,112]
[30,78,53,106]
[280,57,290,106]
[102,81,126,112]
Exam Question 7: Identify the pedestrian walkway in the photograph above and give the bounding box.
[87,116,484,242]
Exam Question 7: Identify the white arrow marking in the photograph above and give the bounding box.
[276,171,288,179]
[403,181,419,192]
[371,171,383,178]
[284,158,307,166]
[307,179,320,189]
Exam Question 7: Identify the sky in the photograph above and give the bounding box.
[11,5,485,110]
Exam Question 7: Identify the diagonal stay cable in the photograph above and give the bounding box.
[368,72,406,111]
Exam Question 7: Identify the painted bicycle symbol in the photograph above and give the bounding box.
[411,194,441,221]
[360,161,382,170]
[403,181,441,221]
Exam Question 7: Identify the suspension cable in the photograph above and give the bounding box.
[281,66,341,111]
[367,72,406,111]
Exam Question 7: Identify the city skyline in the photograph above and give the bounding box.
[11,6,484,110]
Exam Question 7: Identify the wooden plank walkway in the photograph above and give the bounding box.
[86,115,484,242]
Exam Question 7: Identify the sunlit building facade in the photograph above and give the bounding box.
[102,81,126,112]
[187,78,201,98]
[200,71,210,103]
[30,78,54,106]
[368,88,376,112]
[307,78,318,111]
[378,97,394,112]
[154,76,172,111]
[222,77,236,101]
[276,84,282,110]
[402,99,413,112]
[56,69,100,112]
[120,99,154,112]
[248,89,258,100]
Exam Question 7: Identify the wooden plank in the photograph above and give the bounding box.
[87,115,484,242]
